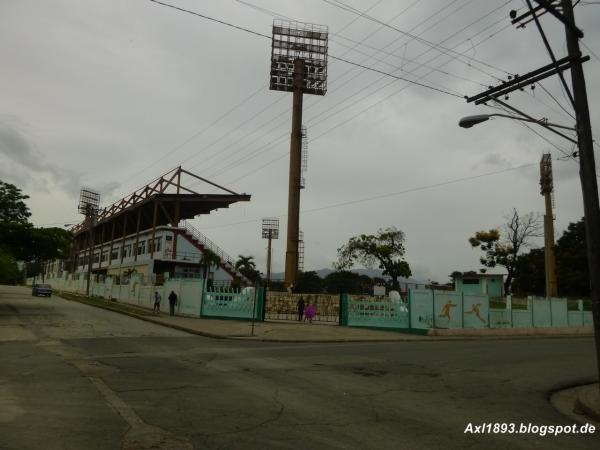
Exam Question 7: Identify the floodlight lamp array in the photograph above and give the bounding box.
[540,154,553,195]
[270,20,328,96]
[262,218,280,239]
[78,188,100,216]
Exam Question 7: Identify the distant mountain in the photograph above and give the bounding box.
[271,268,423,285]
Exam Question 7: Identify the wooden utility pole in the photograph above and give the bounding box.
[284,59,305,288]
[269,21,329,287]
[561,0,600,384]
[540,154,558,297]
[266,230,273,287]
[262,218,279,288]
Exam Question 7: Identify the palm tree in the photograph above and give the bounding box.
[199,249,221,281]
[235,255,256,272]
[235,255,260,283]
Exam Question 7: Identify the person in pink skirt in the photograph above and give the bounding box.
[304,302,317,323]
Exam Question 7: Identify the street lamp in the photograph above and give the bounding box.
[459,113,575,131]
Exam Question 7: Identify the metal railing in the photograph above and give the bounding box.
[179,220,249,284]
[180,220,236,268]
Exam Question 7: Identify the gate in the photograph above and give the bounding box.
[265,292,340,323]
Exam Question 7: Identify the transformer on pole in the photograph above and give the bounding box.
[540,154,558,297]
[269,20,328,288]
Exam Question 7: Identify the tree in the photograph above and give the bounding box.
[512,248,546,296]
[335,227,411,291]
[294,271,324,293]
[324,270,362,294]
[30,228,73,280]
[556,218,588,297]
[235,255,260,282]
[0,180,31,224]
[199,249,222,280]
[508,218,589,297]
[0,250,20,285]
[469,209,541,294]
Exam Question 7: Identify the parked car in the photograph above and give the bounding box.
[32,284,53,297]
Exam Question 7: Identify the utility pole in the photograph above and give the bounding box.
[85,211,97,297]
[269,20,328,289]
[284,58,305,288]
[561,0,600,383]
[464,0,600,385]
[540,154,558,297]
[262,218,279,287]
[78,188,100,298]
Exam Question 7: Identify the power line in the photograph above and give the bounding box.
[148,0,469,99]
[149,0,271,39]
[581,40,600,63]
[321,0,515,79]
[212,20,515,185]
[240,0,486,90]
[201,161,541,230]
[106,84,266,196]
[190,1,490,176]
[167,0,505,186]
[148,2,512,186]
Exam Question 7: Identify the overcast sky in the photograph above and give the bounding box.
[1,0,600,282]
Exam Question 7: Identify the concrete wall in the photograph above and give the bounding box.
[455,276,503,297]
[39,273,204,317]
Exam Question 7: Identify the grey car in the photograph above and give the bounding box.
[32,284,53,297]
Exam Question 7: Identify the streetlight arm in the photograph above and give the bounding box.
[490,96,577,144]
[459,102,576,144]
[487,113,575,131]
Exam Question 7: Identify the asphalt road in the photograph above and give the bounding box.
[1,285,598,450]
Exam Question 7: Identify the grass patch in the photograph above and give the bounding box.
[56,291,153,316]
[489,299,527,310]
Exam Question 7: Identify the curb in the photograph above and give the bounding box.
[575,384,600,423]
[55,293,597,344]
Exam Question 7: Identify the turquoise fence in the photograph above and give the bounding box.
[410,291,488,330]
[488,297,592,328]
[344,295,409,329]
[201,287,264,321]
[340,290,592,332]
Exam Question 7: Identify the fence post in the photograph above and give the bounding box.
[408,289,412,329]
[339,293,349,326]
[461,292,465,328]
[255,286,265,322]
[432,289,436,329]
[200,277,206,317]
[262,285,269,322]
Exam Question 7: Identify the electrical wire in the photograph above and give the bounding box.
[321,0,515,79]
[203,8,516,181]
[181,0,510,180]
[148,0,470,99]
[200,161,542,230]
[104,84,267,196]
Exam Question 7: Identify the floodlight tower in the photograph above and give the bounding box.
[269,20,328,288]
[540,154,558,297]
[78,188,100,297]
[262,218,280,287]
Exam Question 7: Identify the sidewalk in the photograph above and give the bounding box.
[56,292,595,342]
[56,291,600,425]
[57,292,425,342]
[551,383,600,427]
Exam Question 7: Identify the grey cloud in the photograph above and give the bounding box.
[0,122,81,196]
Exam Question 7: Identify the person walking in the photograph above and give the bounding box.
[297,296,305,322]
[153,291,161,315]
[305,301,317,324]
[168,290,178,316]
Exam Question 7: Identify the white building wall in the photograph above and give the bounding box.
[73,226,234,282]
